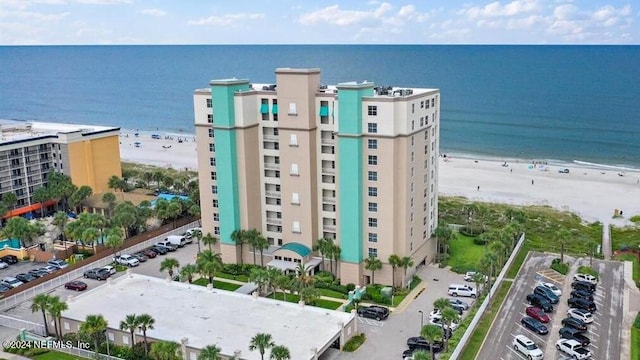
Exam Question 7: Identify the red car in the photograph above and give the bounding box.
[526,306,550,323]
[64,281,88,291]
[141,249,158,258]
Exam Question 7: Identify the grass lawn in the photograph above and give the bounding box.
[614,254,639,282]
[318,288,348,299]
[611,225,640,251]
[192,278,242,291]
[448,233,487,273]
[632,326,640,360]
[216,272,249,282]
[458,281,511,360]
[272,292,343,310]
[34,351,85,360]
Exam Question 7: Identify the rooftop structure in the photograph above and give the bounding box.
[61,273,356,360]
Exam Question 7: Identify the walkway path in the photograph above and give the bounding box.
[602,222,611,260]
[392,282,427,313]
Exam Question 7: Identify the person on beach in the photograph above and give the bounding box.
[531,179,534,185]
[477,186,480,191]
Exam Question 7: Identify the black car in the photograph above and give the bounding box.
[0,284,11,293]
[571,280,596,292]
[520,316,548,335]
[149,245,169,255]
[568,297,597,312]
[561,317,588,331]
[0,255,18,264]
[406,337,443,353]
[559,327,590,347]
[27,269,48,278]
[534,285,559,304]
[132,253,148,262]
[83,268,111,280]
[570,289,594,301]
[357,305,389,321]
[15,273,37,283]
[526,294,553,312]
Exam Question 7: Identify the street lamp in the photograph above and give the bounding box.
[418,310,424,329]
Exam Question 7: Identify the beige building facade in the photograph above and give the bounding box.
[194,68,440,286]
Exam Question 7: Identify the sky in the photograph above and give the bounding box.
[0,0,637,45]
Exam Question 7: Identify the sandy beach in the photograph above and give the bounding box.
[119,131,640,224]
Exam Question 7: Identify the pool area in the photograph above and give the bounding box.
[0,239,21,249]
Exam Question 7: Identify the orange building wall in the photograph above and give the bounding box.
[66,135,121,193]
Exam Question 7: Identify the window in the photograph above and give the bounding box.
[211,185,217,194]
[432,98,435,107]
[411,167,414,177]
[368,139,377,149]
[291,193,300,205]
[214,213,219,222]
[411,152,414,161]
[214,227,220,235]
[368,202,378,212]
[207,114,213,123]
[412,103,415,113]
[210,158,216,166]
[368,233,378,243]
[368,171,378,181]
[288,102,297,115]
[368,155,378,165]
[420,117,424,127]
[212,199,218,208]
[211,172,217,180]
[368,248,378,258]
[368,187,377,197]
[367,123,377,133]
[292,221,301,233]
[411,120,415,130]
[208,129,214,138]
[421,100,424,108]
[411,136,414,146]
[367,105,377,116]
[290,163,299,176]
[209,143,215,152]
[368,218,377,228]
[289,134,298,146]
[206,99,212,108]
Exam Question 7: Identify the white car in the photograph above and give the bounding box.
[567,308,594,324]
[184,227,202,239]
[539,282,562,296]
[573,273,598,285]
[47,259,69,269]
[0,261,8,269]
[430,317,459,331]
[428,309,441,320]
[512,335,543,360]
[103,265,116,275]
[114,254,140,267]
[39,265,59,274]
[1,276,24,288]
[448,284,477,298]
[463,271,487,282]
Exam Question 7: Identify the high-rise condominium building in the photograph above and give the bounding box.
[0,120,121,217]
[194,68,440,286]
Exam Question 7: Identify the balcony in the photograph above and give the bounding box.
[263,134,278,141]
[266,218,282,226]
[265,191,281,198]
[322,197,336,204]
[321,167,335,175]
[264,162,280,170]
[322,225,336,232]
[321,138,335,145]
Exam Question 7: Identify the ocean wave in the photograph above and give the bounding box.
[572,160,640,172]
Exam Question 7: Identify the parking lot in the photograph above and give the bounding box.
[476,252,624,360]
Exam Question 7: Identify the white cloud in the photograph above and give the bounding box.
[0,9,69,21]
[298,3,393,26]
[188,13,264,26]
[462,0,540,19]
[141,9,166,17]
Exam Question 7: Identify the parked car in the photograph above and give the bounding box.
[155,241,178,251]
[0,261,9,269]
[103,265,117,275]
[1,277,24,288]
[357,305,389,321]
[149,245,169,255]
[0,255,18,264]
[534,285,560,304]
[463,271,487,282]
[526,294,553,313]
[520,316,548,335]
[426,322,453,338]
[447,284,477,298]
[184,227,202,239]
[568,297,597,312]
[141,249,158,258]
[559,327,590,347]
[567,308,594,324]
[84,268,111,280]
[525,306,550,323]
[512,334,543,360]
[39,265,59,274]
[132,253,148,262]
[0,284,12,293]
[64,281,88,291]
[47,259,69,269]
[538,282,562,296]
[570,289,594,301]
[114,254,140,267]
[561,317,588,331]
[448,298,470,310]
[573,273,598,285]
[571,280,596,293]
[15,273,37,283]
[555,339,593,359]
[406,337,443,353]
[28,269,48,278]
[429,317,459,331]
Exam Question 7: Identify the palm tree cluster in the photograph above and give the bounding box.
[230,229,269,266]
[432,297,461,352]
[249,333,291,360]
[30,294,68,338]
[117,313,156,356]
[312,237,342,276]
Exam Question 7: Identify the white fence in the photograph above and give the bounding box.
[0,314,45,336]
[21,329,125,360]
[448,232,527,360]
[0,221,199,312]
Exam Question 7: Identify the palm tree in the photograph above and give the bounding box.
[440,308,460,351]
[388,254,401,289]
[274,275,291,301]
[230,229,246,264]
[433,297,452,312]
[254,234,270,267]
[555,228,572,263]
[249,333,275,360]
[420,324,443,360]
[79,314,108,358]
[198,344,222,360]
[32,186,50,218]
[149,340,180,360]
[137,313,155,355]
[2,192,17,217]
[292,262,313,291]
[245,229,261,265]
[196,250,223,284]
[270,345,291,360]
[202,232,217,252]
[101,192,117,218]
[47,296,67,338]
[119,314,139,349]
[52,211,69,243]
[31,294,52,336]
[488,241,506,267]
[313,238,333,272]
[180,264,198,283]
[299,286,320,305]
[363,256,383,285]
[330,244,342,277]
[472,271,487,294]
[265,267,283,298]
[399,256,414,288]
[105,232,124,257]
[249,268,269,295]
[192,229,203,253]
[160,257,180,278]
[433,222,453,262]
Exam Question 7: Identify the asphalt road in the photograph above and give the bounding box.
[476,252,624,360]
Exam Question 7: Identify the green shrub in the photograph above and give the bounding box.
[634,311,640,329]
[410,275,421,290]
[346,283,356,292]
[473,237,488,245]
[551,261,569,275]
[343,333,366,352]
[577,266,599,279]
[23,348,49,357]
[460,225,484,237]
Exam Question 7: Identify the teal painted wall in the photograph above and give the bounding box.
[211,82,249,245]
[337,85,373,263]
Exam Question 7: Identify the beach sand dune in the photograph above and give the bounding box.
[119,132,640,224]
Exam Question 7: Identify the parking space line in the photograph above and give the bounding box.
[515,322,547,343]
[505,344,527,359]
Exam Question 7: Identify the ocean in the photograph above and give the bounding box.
[0,45,639,168]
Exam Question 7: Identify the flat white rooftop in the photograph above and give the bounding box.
[62,273,354,360]
[0,119,117,143]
